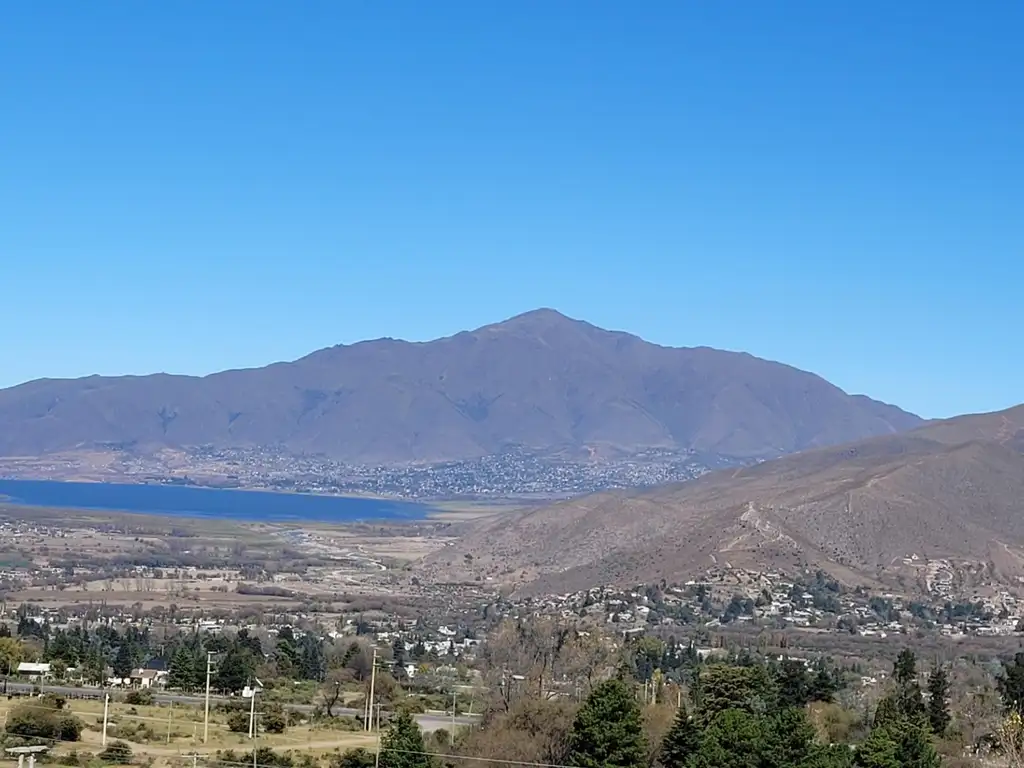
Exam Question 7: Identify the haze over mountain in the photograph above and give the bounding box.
[0,309,920,464]
[424,405,1024,595]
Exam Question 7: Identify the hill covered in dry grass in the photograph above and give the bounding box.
[424,405,1024,595]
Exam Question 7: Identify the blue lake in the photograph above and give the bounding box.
[0,479,430,523]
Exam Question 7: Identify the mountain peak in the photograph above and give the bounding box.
[0,311,922,463]
[492,307,579,328]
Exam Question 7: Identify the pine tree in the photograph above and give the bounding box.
[999,652,1024,715]
[854,728,900,768]
[300,634,326,681]
[926,666,951,736]
[775,659,810,708]
[691,709,764,768]
[568,678,647,768]
[190,645,207,690]
[82,645,105,685]
[765,707,818,768]
[379,710,433,768]
[809,665,838,703]
[695,664,776,725]
[214,647,253,694]
[113,642,134,679]
[873,694,901,729]
[892,717,941,768]
[275,636,300,678]
[893,649,917,687]
[659,704,700,768]
[392,636,407,668]
[168,646,195,691]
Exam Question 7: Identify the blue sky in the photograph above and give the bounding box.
[1,2,1020,418]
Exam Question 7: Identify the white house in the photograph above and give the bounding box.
[16,662,51,680]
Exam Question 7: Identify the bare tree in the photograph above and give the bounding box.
[480,620,619,711]
[319,670,346,717]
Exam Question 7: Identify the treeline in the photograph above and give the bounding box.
[436,649,946,768]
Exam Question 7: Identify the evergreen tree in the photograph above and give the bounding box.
[691,709,764,768]
[999,652,1024,716]
[300,634,326,681]
[891,717,941,768]
[168,646,196,691]
[659,704,700,768]
[776,659,810,708]
[809,665,838,703]
[806,744,855,768]
[568,678,647,768]
[764,707,818,768]
[379,710,433,768]
[275,635,301,678]
[190,644,208,690]
[392,636,407,668]
[695,664,776,725]
[926,666,951,736]
[872,694,901,730]
[236,629,263,658]
[48,631,80,666]
[897,679,927,721]
[215,647,254,693]
[113,642,134,679]
[82,645,105,685]
[885,651,925,722]
[854,728,900,768]
[893,649,917,687]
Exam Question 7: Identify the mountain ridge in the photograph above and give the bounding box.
[0,309,921,463]
[421,404,1024,596]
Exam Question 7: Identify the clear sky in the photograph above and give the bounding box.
[2,2,1021,419]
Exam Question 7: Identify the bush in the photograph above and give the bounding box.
[59,749,94,766]
[99,740,133,765]
[395,699,426,715]
[328,748,375,768]
[227,710,252,734]
[213,748,294,768]
[124,689,154,706]
[262,704,288,734]
[5,696,83,742]
[313,716,362,732]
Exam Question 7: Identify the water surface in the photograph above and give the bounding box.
[0,479,428,522]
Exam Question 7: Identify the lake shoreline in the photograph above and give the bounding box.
[0,478,433,524]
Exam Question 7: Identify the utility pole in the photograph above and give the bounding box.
[450,690,456,747]
[366,648,378,732]
[248,677,263,739]
[203,651,214,744]
[101,691,110,746]
[166,701,173,744]
[374,703,382,768]
[252,711,259,768]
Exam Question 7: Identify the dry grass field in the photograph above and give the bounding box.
[0,696,377,767]
[0,501,500,611]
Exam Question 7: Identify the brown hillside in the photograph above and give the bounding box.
[423,406,1024,594]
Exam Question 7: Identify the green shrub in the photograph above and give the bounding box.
[227,710,252,733]
[99,740,133,765]
[124,689,154,706]
[4,695,83,742]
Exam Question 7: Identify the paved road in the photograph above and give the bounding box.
[1,681,478,732]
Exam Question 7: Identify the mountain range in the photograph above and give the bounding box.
[423,405,1024,595]
[0,309,920,464]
